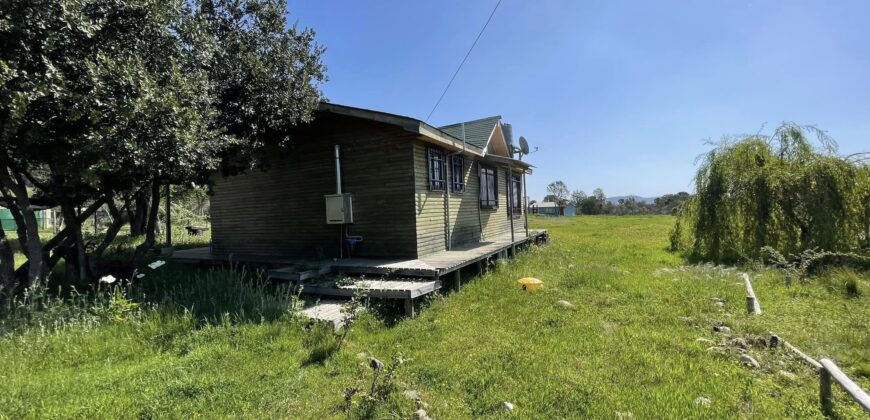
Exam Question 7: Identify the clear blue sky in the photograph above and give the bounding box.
[285,0,870,200]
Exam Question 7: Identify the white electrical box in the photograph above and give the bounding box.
[325,193,353,224]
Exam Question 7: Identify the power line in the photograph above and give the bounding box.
[425,0,503,122]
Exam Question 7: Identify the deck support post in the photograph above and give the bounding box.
[404,298,415,318]
[453,270,461,291]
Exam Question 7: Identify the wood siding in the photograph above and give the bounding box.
[210,115,418,259]
[412,141,526,257]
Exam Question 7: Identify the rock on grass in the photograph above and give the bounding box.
[740,354,760,368]
[712,324,731,333]
[556,300,574,309]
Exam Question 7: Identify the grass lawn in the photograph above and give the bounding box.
[1,216,867,418]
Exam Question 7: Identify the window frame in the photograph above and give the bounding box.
[427,147,446,191]
[450,155,465,193]
[479,164,498,209]
[510,173,522,215]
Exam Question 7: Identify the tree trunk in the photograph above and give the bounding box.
[131,181,161,271]
[0,227,16,296]
[87,200,127,277]
[59,199,86,282]
[129,189,148,237]
[13,197,107,280]
[0,170,45,286]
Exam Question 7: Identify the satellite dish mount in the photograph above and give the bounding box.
[513,136,537,160]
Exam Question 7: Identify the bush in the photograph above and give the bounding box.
[671,123,870,263]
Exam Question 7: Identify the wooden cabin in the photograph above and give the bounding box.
[209,103,533,261]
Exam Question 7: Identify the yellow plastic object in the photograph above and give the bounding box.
[517,277,543,291]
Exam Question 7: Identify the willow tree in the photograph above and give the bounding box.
[670,123,870,263]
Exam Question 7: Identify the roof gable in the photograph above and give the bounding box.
[486,122,511,157]
[438,116,501,150]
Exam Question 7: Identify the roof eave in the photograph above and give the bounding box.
[319,102,485,156]
[482,154,534,173]
[418,122,485,156]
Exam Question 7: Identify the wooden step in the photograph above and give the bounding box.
[300,299,352,330]
[269,264,331,281]
[301,279,441,299]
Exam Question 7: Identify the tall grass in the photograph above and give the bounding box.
[1,216,867,418]
[0,262,301,337]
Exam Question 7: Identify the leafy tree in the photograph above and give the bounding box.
[578,187,607,215]
[0,0,325,293]
[570,190,586,208]
[546,181,569,211]
[1,0,210,285]
[670,123,870,263]
[592,188,605,202]
[654,192,691,215]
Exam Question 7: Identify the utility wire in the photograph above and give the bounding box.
[425,0,503,122]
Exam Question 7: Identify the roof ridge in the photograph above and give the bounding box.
[438,115,502,129]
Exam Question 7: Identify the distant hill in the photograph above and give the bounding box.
[606,195,656,204]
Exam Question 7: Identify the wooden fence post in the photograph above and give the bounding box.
[742,273,761,314]
[820,364,833,413]
[820,358,870,413]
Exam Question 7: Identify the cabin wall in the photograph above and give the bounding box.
[412,141,526,257]
[210,116,418,259]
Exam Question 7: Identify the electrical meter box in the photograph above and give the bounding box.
[325,193,353,224]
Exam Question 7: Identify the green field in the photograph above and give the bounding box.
[1,216,868,419]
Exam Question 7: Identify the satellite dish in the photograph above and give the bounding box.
[519,136,530,155]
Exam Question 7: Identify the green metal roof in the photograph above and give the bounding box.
[438,116,501,150]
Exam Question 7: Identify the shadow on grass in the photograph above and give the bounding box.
[131,263,299,324]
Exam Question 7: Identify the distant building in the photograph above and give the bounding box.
[530,201,575,216]
[0,207,55,230]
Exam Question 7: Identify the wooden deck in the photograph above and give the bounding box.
[171,229,548,317]
[172,229,548,279]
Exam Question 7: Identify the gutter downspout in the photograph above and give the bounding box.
[335,145,343,259]
[443,124,467,251]
[476,162,484,242]
[334,145,342,195]
[444,154,452,251]
[523,170,529,238]
[508,163,515,243]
